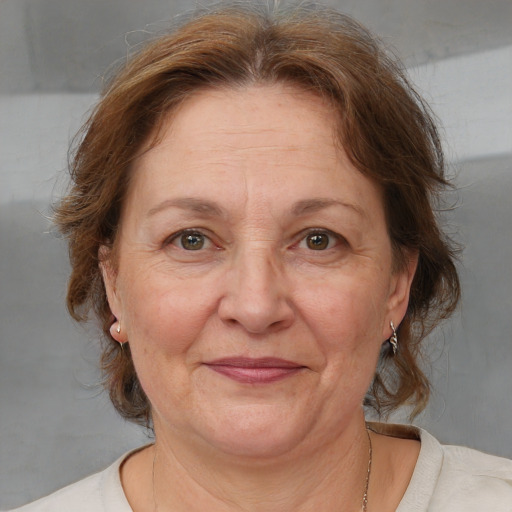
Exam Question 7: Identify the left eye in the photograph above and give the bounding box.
[170,231,211,251]
[299,231,338,251]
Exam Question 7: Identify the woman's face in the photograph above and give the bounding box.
[103,84,416,458]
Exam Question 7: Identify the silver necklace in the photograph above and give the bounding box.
[152,429,373,512]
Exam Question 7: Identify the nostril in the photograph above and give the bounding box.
[219,302,295,335]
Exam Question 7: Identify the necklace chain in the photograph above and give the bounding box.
[152,427,373,512]
[361,427,373,512]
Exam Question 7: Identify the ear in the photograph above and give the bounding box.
[383,249,419,340]
[99,245,126,342]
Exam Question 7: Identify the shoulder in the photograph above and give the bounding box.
[391,424,512,512]
[8,471,106,512]
[7,449,137,512]
[431,442,512,510]
[370,423,512,512]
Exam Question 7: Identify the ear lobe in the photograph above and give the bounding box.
[99,245,121,319]
[385,250,419,336]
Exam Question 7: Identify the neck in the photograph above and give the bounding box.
[150,415,371,512]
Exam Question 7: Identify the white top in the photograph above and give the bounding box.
[9,425,512,511]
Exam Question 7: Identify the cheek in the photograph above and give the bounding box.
[296,271,390,402]
[300,272,389,349]
[290,277,386,428]
[121,270,218,357]
[119,275,219,410]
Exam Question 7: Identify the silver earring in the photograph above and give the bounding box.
[389,321,398,355]
[116,322,121,334]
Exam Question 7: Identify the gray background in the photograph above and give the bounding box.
[1,0,511,509]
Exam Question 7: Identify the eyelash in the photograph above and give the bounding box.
[166,228,345,253]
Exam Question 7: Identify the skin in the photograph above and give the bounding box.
[102,84,420,511]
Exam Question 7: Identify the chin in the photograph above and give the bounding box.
[194,404,312,460]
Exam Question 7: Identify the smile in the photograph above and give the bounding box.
[204,357,306,384]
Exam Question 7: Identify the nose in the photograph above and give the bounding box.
[217,244,295,334]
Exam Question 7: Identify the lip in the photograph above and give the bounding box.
[204,357,306,384]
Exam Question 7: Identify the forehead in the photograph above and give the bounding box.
[143,84,339,162]
[174,84,334,133]
[126,84,382,219]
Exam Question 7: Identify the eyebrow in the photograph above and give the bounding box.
[147,198,225,218]
[291,198,366,219]
[146,196,366,220]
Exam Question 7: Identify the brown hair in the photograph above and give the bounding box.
[55,2,460,425]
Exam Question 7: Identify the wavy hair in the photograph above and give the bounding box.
[54,2,460,425]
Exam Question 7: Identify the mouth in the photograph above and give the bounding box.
[204,357,306,384]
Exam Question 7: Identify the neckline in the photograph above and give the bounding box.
[105,424,444,512]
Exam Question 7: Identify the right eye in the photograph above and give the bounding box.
[169,230,211,251]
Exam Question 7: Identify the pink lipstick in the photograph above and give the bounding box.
[204,357,304,384]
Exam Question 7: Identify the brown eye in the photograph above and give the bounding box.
[179,232,206,250]
[306,233,330,250]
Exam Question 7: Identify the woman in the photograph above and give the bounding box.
[12,3,511,511]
